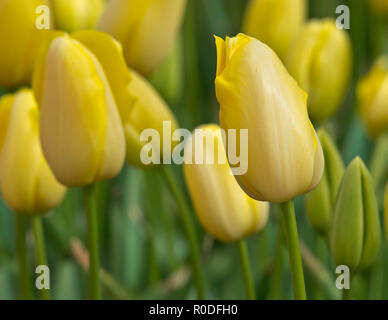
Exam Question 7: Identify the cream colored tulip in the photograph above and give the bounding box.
[242,0,307,61]
[52,0,105,32]
[183,124,269,243]
[357,56,388,139]
[215,34,324,203]
[124,69,178,167]
[0,89,66,215]
[97,0,186,75]
[37,33,127,187]
[287,19,352,123]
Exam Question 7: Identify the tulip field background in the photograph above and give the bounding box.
[1,0,388,300]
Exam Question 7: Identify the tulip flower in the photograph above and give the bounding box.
[34,31,130,187]
[0,0,51,88]
[124,69,179,167]
[330,157,381,273]
[305,129,344,236]
[287,19,352,123]
[52,0,105,32]
[369,0,388,15]
[0,89,66,215]
[215,33,324,204]
[242,0,306,61]
[97,0,186,75]
[357,56,388,139]
[183,124,269,243]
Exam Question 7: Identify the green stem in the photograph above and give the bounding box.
[342,287,352,300]
[236,240,256,300]
[160,166,205,299]
[14,214,33,300]
[31,216,50,300]
[84,184,101,300]
[279,200,306,300]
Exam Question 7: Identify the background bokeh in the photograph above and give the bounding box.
[0,0,387,300]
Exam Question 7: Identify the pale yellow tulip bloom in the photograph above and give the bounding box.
[0,89,66,215]
[37,34,127,187]
[287,19,352,123]
[215,34,324,203]
[124,69,178,167]
[51,0,105,32]
[357,56,388,139]
[97,0,186,75]
[184,124,269,243]
[369,0,388,14]
[242,0,307,61]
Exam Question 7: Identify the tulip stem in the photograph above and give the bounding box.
[280,200,306,300]
[14,214,33,300]
[236,240,256,300]
[342,288,352,300]
[160,165,205,299]
[31,216,50,300]
[84,184,101,300]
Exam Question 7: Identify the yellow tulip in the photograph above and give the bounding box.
[52,0,105,32]
[0,0,51,88]
[0,89,66,215]
[357,56,388,139]
[97,0,186,75]
[124,69,178,167]
[369,0,388,14]
[35,31,130,187]
[287,19,352,123]
[215,34,324,203]
[183,124,269,243]
[242,0,306,61]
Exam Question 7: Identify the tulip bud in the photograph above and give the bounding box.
[124,69,178,168]
[0,0,51,88]
[242,0,307,61]
[305,129,344,236]
[183,124,269,243]
[369,0,388,15]
[330,157,381,273]
[97,0,186,75]
[357,56,388,139]
[385,182,388,244]
[0,89,66,215]
[287,19,352,123]
[37,33,127,187]
[52,0,105,32]
[214,33,324,203]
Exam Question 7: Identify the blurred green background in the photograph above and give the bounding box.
[1,0,388,300]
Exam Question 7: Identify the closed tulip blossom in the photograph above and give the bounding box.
[52,0,105,32]
[357,56,388,139]
[242,0,306,61]
[0,0,50,87]
[330,157,380,273]
[124,69,179,167]
[0,89,66,214]
[184,124,269,243]
[97,0,186,75]
[215,33,324,204]
[34,31,131,187]
[287,19,352,123]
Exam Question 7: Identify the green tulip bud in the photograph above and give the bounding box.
[305,129,344,236]
[330,157,381,274]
